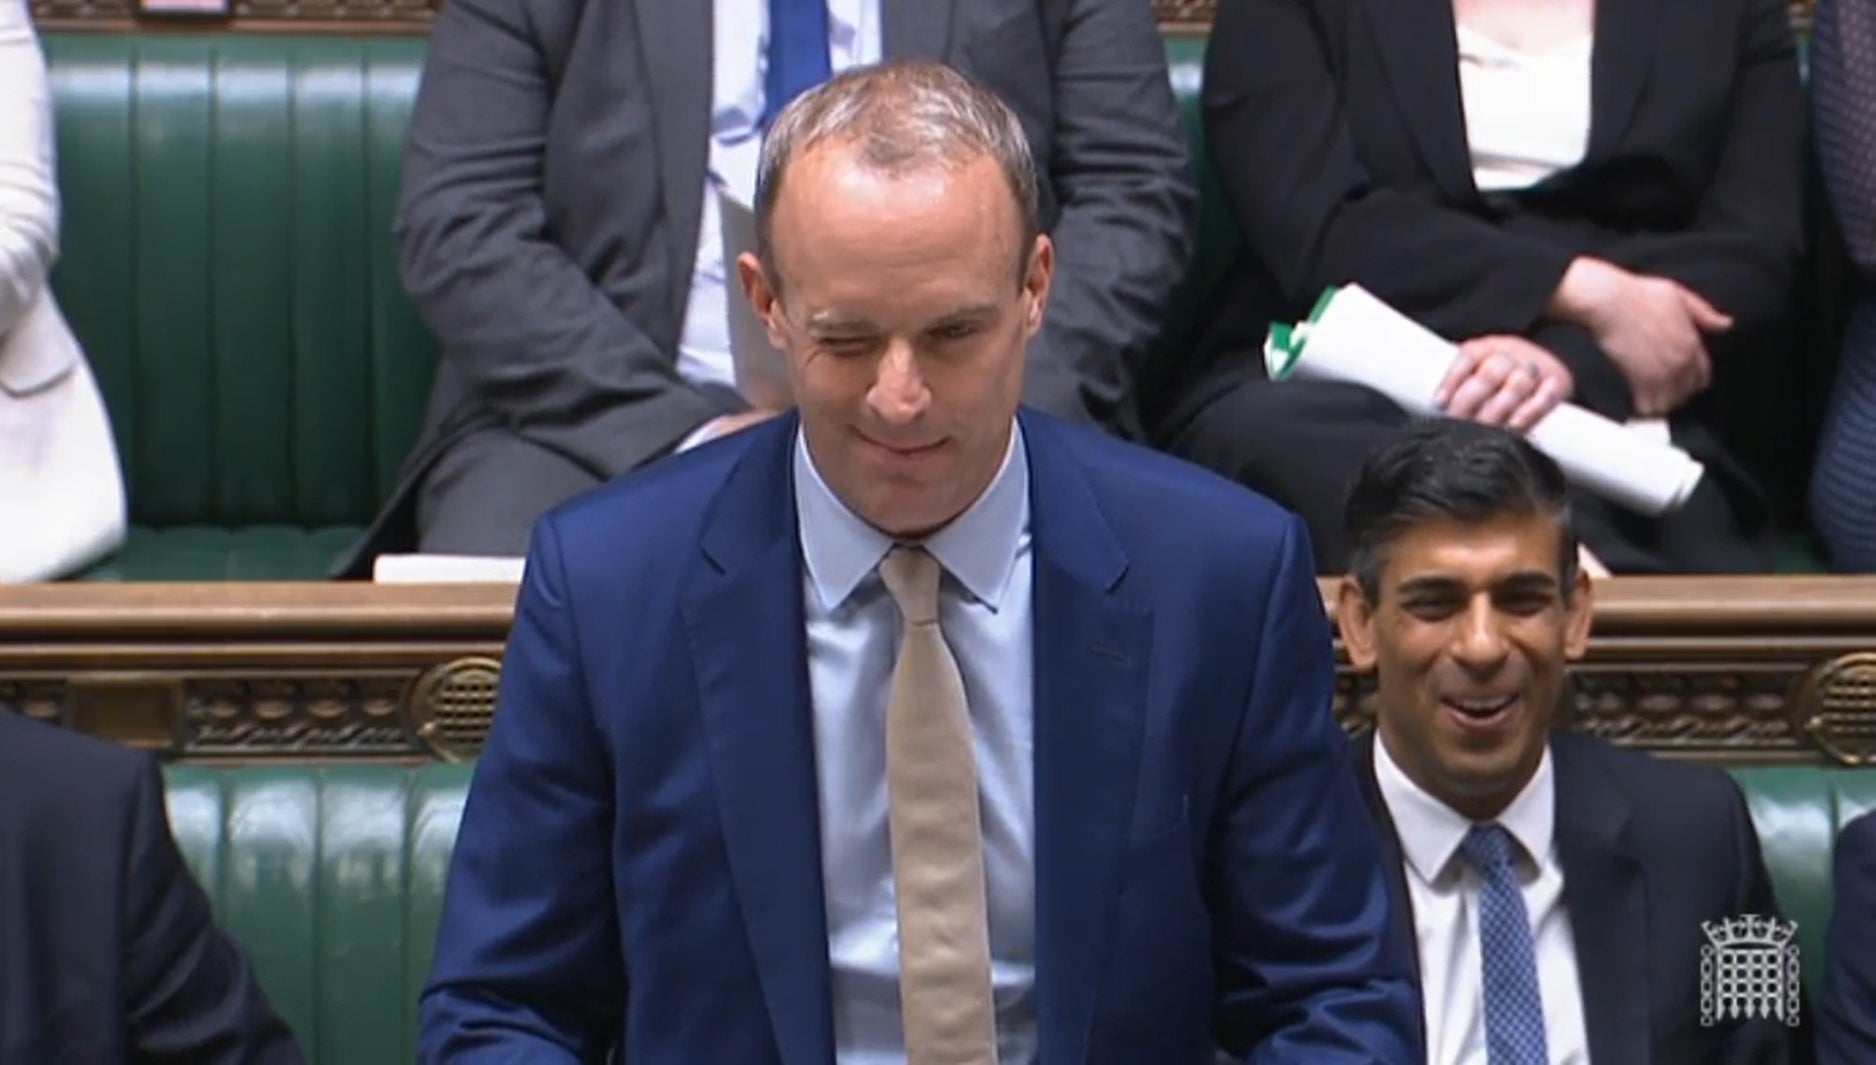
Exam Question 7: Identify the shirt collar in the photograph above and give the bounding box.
[1373,732,1555,884]
[793,421,1028,613]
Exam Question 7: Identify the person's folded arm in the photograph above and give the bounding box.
[395,0,735,474]
[1028,0,1196,428]
[1599,0,1804,328]
[418,517,624,1062]
[1204,0,1575,341]
[0,0,59,337]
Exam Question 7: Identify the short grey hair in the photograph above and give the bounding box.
[754,60,1041,290]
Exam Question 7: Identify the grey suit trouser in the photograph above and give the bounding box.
[417,426,605,556]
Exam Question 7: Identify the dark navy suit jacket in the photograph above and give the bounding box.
[418,410,1419,1062]
[1822,809,1876,1063]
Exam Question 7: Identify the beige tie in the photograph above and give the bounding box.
[878,546,998,1064]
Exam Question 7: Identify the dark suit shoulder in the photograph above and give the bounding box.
[542,420,759,545]
[0,713,149,878]
[1037,411,1302,546]
[0,712,145,812]
[1552,730,1750,840]
[1842,808,1876,851]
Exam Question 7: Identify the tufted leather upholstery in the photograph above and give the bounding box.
[42,35,434,579]
[155,761,1872,1060]
[163,763,468,1063]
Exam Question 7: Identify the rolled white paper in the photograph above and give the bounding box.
[1264,284,1704,516]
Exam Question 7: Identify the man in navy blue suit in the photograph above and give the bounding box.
[418,59,1418,1063]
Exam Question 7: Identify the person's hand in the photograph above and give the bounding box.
[1550,257,1731,417]
[1434,335,1574,432]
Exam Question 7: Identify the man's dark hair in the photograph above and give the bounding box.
[1343,419,1579,602]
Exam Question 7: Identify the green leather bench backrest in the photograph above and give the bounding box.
[1734,765,1876,996]
[41,35,435,529]
[159,761,1874,1059]
[163,763,469,1063]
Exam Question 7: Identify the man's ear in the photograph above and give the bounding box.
[1335,575,1381,672]
[1563,565,1594,661]
[1021,234,1054,338]
[736,251,790,351]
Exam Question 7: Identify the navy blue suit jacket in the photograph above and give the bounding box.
[1822,810,1876,1063]
[0,713,301,1064]
[418,410,1419,1062]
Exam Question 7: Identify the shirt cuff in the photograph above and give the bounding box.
[675,419,721,454]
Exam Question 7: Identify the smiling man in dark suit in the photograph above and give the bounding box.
[1334,419,1809,1063]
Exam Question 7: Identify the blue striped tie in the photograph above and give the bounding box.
[763,0,832,129]
[1461,824,1550,1065]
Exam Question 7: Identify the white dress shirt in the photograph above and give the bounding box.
[794,423,1038,1063]
[1456,24,1593,192]
[1374,735,1592,1065]
[678,0,882,392]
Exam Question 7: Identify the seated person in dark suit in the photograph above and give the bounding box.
[1152,0,1805,574]
[1334,419,1809,1061]
[336,0,1194,573]
[0,711,303,1063]
[1820,808,1876,1062]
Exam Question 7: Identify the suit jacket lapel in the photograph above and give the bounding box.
[1351,730,1424,988]
[1585,0,1661,161]
[1361,0,1478,202]
[634,0,712,329]
[1553,734,1651,1064]
[1021,415,1153,1064]
[682,414,835,1065]
[882,0,957,61]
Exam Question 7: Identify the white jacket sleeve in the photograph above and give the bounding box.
[0,0,59,339]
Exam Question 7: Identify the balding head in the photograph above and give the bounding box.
[754,60,1040,292]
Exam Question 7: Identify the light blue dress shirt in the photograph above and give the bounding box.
[793,423,1037,1064]
[678,0,882,391]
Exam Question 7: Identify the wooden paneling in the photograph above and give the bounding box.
[3,577,1874,766]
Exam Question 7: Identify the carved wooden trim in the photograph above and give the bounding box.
[3,577,1875,765]
[29,0,1817,35]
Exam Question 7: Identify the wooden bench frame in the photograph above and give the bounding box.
[3,577,1873,766]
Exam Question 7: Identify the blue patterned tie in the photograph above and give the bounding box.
[763,0,832,129]
[1460,824,1549,1065]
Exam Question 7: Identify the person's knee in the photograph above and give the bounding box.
[417,433,600,556]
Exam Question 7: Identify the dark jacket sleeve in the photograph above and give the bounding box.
[1201,0,1576,340]
[122,758,305,1063]
[1024,0,1196,433]
[1597,0,1805,329]
[394,0,733,474]
[1821,812,1876,1064]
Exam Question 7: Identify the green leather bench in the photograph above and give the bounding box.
[43,35,433,580]
[41,32,1838,578]
[161,761,1874,1059]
